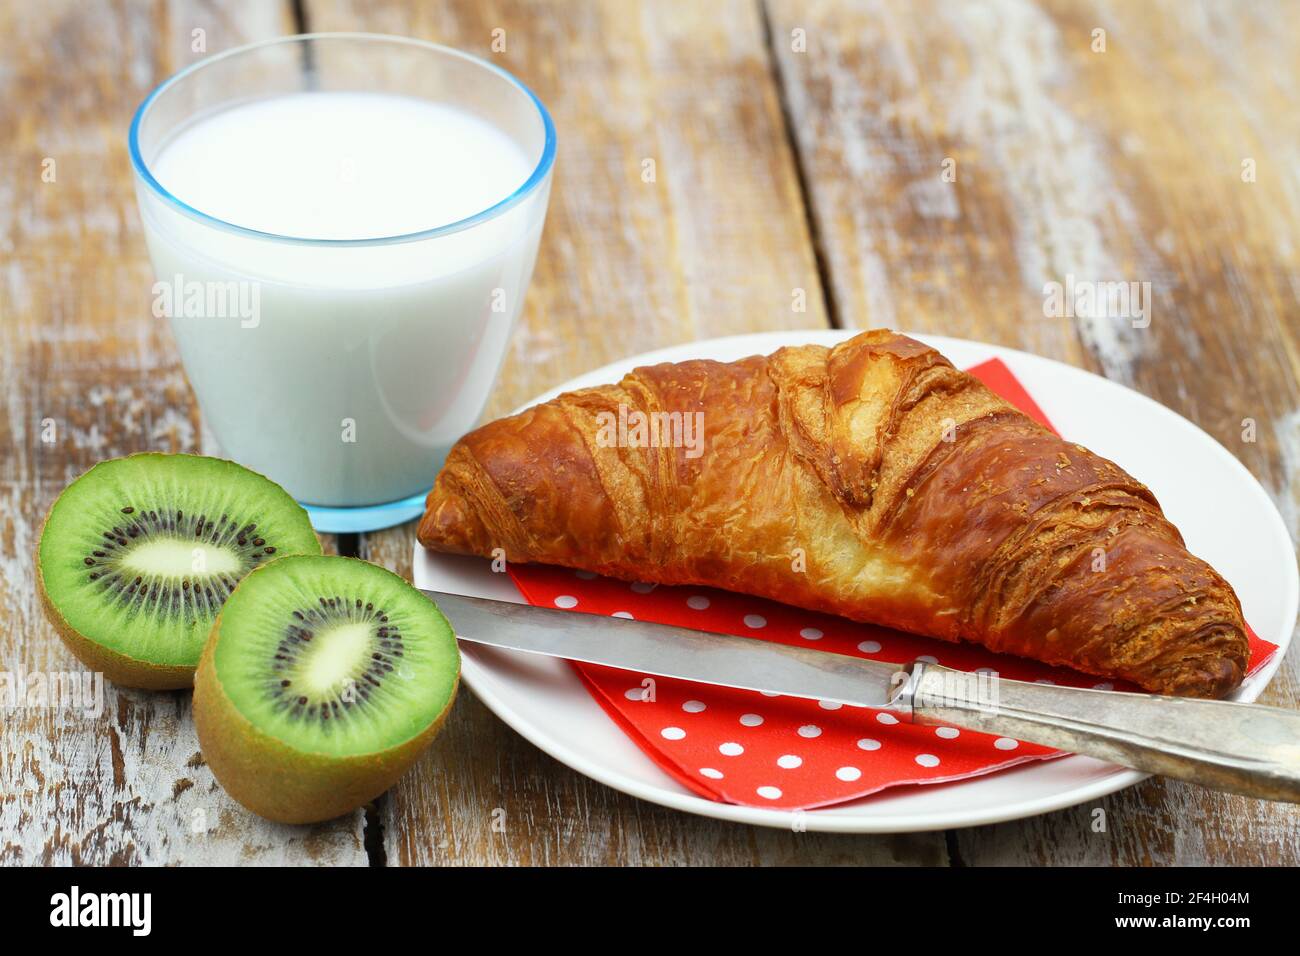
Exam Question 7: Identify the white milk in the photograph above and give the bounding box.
[138,92,548,506]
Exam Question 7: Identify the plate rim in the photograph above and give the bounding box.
[434,328,1298,833]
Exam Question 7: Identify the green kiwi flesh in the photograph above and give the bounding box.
[37,454,320,686]
[194,555,459,822]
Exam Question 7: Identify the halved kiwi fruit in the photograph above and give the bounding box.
[193,555,459,823]
[37,453,321,689]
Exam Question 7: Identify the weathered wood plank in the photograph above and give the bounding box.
[0,0,368,865]
[949,775,1300,867]
[767,0,1300,864]
[305,0,944,865]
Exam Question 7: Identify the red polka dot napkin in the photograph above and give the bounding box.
[506,358,1279,810]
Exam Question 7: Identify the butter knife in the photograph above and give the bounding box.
[423,589,1300,804]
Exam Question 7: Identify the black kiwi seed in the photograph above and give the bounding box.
[121,506,134,514]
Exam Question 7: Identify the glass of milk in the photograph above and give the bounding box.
[129,34,555,532]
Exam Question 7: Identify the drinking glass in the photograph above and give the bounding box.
[130,33,556,531]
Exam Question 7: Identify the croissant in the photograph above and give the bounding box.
[418,330,1248,698]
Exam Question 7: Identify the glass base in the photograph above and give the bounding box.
[301,488,429,534]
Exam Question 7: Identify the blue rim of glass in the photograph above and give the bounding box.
[128,32,557,246]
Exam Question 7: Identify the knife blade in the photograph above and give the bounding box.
[423,588,905,708]
[422,586,1300,803]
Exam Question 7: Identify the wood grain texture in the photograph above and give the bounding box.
[767,0,1300,864]
[0,0,367,865]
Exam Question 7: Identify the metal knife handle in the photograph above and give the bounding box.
[899,663,1300,803]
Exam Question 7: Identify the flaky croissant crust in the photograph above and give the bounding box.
[420,330,1248,698]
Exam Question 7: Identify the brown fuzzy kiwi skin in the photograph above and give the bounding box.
[34,453,322,691]
[193,563,460,825]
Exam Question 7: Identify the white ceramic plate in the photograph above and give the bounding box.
[413,330,1298,832]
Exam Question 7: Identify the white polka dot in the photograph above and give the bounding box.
[611,610,634,619]
[681,699,707,713]
[797,724,822,738]
[818,699,843,710]
[994,737,1019,751]
[759,690,781,697]
[686,594,711,610]
[857,640,882,654]
[660,726,685,740]
[916,654,938,664]
[739,713,764,727]
[800,627,824,640]
[1093,681,1114,690]
[876,712,899,725]
[756,785,782,800]
[630,582,656,593]
[743,613,767,629]
[835,766,862,782]
[699,767,723,780]
[857,738,881,751]
[574,570,597,580]
[624,687,648,701]
[776,754,803,769]
[554,594,579,609]
[719,742,744,756]
[915,753,941,768]
[935,726,960,739]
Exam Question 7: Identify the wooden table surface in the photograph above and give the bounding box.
[3,0,1297,866]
